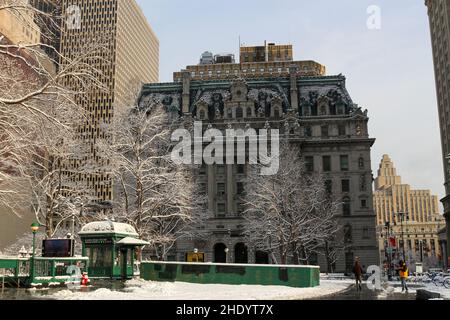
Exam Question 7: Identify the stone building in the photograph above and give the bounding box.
[139,47,379,273]
[373,155,445,270]
[425,0,450,268]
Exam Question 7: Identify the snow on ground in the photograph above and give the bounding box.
[46,279,353,301]
[420,283,450,300]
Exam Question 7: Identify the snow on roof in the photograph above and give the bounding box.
[116,237,149,246]
[79,221,139,237]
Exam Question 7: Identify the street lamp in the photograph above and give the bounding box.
[193,248,199,263]
[30,222,39,284]
[383,222,394,279]
[224,248,229,264]
[396,211,409,262]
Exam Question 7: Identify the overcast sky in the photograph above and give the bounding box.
[136,0,444,203]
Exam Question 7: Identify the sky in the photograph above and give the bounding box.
[136,0,444,202]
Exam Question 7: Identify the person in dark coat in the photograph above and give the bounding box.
[353,257,363,292]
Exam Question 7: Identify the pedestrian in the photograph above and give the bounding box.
[399,260,409,293]
[353,257,363,292]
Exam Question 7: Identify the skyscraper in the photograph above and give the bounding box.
[58,0,159,202]
[425,0,450,266]
[373,155,445,269]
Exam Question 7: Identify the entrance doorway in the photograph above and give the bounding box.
[234,243,248,264]
[121,249,128,280]
[255,251,269,264]
[214,243,227,263]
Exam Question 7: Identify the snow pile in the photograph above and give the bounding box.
[421,284,450,300]
[46,279,351,301]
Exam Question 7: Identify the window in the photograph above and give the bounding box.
[217,203,226,216]
[343,198,351,216]
[217,165,225,175]
[322,156,332,172]
[363,227,370,239]
[361,199,367,208]
[237,164,245,174]
[342,179,350,192]
[338,125,346,136]
[325,180,333,195]
[359,158,366,170]
[340,155,349,171]
[217,183,226,195]
[305,156,314,172]
[304,126,312,137]
[199,110,206,120]
[246,107,252,117]
[237,182,245,195]
[236,107,243,118]
[321,125,329,137]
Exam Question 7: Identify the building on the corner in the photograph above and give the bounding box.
[0,0,41,44]
[373,155,445,270]
[240,42,293,63]
[139,45,379,273]
[58,0,159,203]
[425,0,450,269]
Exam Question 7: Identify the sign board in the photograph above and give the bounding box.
[416,263,423,274]
[42,239,74,257]
[185,252,205,263]
[84,238,113,245]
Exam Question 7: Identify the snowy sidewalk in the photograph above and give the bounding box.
[46,279,353,300]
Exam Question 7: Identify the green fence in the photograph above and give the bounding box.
[0,257,89,287]
[140,262,320,288]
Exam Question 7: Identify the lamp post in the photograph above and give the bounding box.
[383,222,393,279]
[397,211,409,262]
[224,248,229,264]
[30,222,39,284]
[193,248,199,263]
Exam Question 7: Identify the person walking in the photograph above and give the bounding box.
[399,260,409,293]
[353,257,363,292]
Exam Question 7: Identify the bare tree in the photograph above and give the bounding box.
[103,101,207,261]
[242,143,341,265]
[0,0,108,224]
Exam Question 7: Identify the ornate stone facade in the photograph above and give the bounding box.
[139,63,379,273]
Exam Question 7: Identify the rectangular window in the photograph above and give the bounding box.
[237,164,245,174]
[340,155,349,171]
[325,180,333,194]
[216,165,225,175]
[338,125,346,136]
[363,227,370,239]
[361,199,367,208]
[321,125,329,137]
[305,156,314,172]
[217,183,226,195]
[343,201,351,216]
[342,179,350,192]
[237,182,245,195]
[323,156,332,172]
[217,204,226,217]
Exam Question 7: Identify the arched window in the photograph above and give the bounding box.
[246,107,252,118]
[227,108,233,119]
[236,107,243,118]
